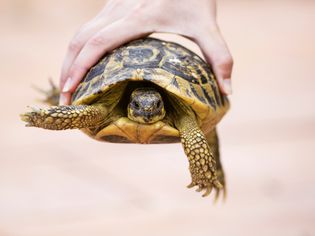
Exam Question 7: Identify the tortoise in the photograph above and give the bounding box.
[21,37,229,198]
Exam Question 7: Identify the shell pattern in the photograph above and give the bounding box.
[72,38,229,134]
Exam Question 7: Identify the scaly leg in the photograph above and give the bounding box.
[22,81,127,130]
[206,128,226,200]
[176,114,223,197]
[21,104,108,130]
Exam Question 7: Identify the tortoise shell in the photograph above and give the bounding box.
[71,37,229,143]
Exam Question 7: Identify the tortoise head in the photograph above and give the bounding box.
[128,87,166,124]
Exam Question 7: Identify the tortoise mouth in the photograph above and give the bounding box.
[128,111,165,124]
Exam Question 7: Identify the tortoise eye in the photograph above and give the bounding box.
[134,102,140,109]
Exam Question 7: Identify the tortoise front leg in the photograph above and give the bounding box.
[176,115,223,197]
[20,104,108,130]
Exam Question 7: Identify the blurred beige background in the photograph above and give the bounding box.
[1,0,315,236]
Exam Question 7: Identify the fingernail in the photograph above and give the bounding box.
[223,79,232,95]
[62,77,72,93]
[59,93,67,105]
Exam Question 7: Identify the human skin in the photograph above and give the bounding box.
[59,0,233,105]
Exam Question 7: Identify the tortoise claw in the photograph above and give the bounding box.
[202,186,213,197]
[196,186,203,192]
[187,182,196,188]
[20,112,35,127]
[213,180,223,189]
[187,178,225,200]
[222,186,227,200]
[20,106,46,127]
[213,188,221,202]
[187,179,224,200]
[20,113,30,123]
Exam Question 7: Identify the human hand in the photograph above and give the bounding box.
[59,0,233,105]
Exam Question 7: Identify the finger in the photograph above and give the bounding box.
[62,17,152,94]
[59,20,107,90]
[195,29,233,95]
[60,1,137,91]
[59,92,72,106]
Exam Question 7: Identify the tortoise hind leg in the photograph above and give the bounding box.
[33,78,60,106]
[206,128,226,200]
